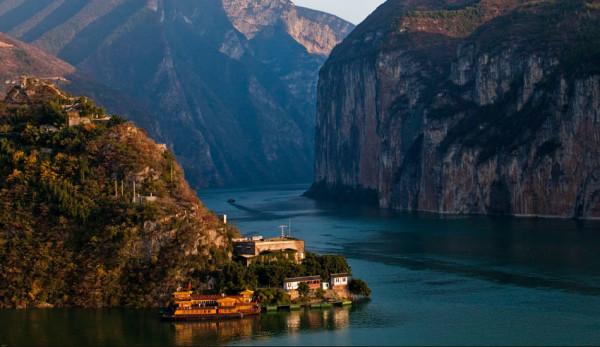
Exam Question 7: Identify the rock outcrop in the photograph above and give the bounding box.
[222,0,352,56]
[309,0,600,218]
[0,0,353,187]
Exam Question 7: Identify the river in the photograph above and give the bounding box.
[2,184,600,346]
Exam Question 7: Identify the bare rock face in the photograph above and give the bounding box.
[222,0,353,56]
[309,0,600,219]
[222,0,288,39]
[1,0,353,188]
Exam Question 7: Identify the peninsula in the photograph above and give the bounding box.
[0,78,369,310]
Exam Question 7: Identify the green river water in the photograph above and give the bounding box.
[2,184,600,346]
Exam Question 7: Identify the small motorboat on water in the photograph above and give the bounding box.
[227,198,236,204]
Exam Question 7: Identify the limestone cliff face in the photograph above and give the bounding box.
[310,0,600,218]
[222,0,353,56]
[0,0,353,187]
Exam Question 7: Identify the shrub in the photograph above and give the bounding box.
[298,282,310,299]
[40,100,66,126]
[255,288,290,305]
[349,279,371,297]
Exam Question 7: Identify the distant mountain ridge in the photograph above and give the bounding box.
[0,0,353,187]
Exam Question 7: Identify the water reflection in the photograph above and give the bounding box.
[5,185,600,346]
[0,309,173,347]
[172,317,260,345]
[170,308,353,345]
[0,307,356,346]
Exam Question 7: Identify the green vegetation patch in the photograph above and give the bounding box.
[213,253,351,294]
[0,88,233,309]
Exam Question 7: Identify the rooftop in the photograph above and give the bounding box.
[189,295,223,301]
[233,236,301,243]
[284,275,321,282]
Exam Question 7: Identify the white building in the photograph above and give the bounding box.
[330,273,350,288]
[283,276,321,291]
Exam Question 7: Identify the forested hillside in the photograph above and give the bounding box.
[0,80,236,308]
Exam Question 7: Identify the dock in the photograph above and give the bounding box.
[262,300,351,312]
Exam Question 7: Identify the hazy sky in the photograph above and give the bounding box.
[293,0,386,24]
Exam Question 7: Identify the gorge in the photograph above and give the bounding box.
[0,0,353,188]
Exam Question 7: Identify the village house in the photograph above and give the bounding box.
[65,101,111,127]
[2,76,112,128]
[283,273,351,299]
[283,276,322,291]
[330,273,350,289]
[3,76,70,107]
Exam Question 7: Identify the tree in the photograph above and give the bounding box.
[217,262,248,294]
[298,281,310,299]
[255,288,290,306]
[78,97,105,118]
[41,100,66,126]
[349,279,371,297]
[302,253,350,279]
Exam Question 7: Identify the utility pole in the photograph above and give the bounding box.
[133,181,136,203]
[121,180,124,198]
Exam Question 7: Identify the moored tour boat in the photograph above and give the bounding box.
[162,290,261,321]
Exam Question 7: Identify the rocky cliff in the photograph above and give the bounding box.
[0,81,236,308]
[309,0,600,218]
[0,0,353,187]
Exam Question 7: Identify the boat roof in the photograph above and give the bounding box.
[190,295,222,301]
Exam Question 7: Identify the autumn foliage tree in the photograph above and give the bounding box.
[0,88,233,309]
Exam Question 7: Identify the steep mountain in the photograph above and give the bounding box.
[0,80,236,308]
[0,0,353,187]
[309,0,600,218]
